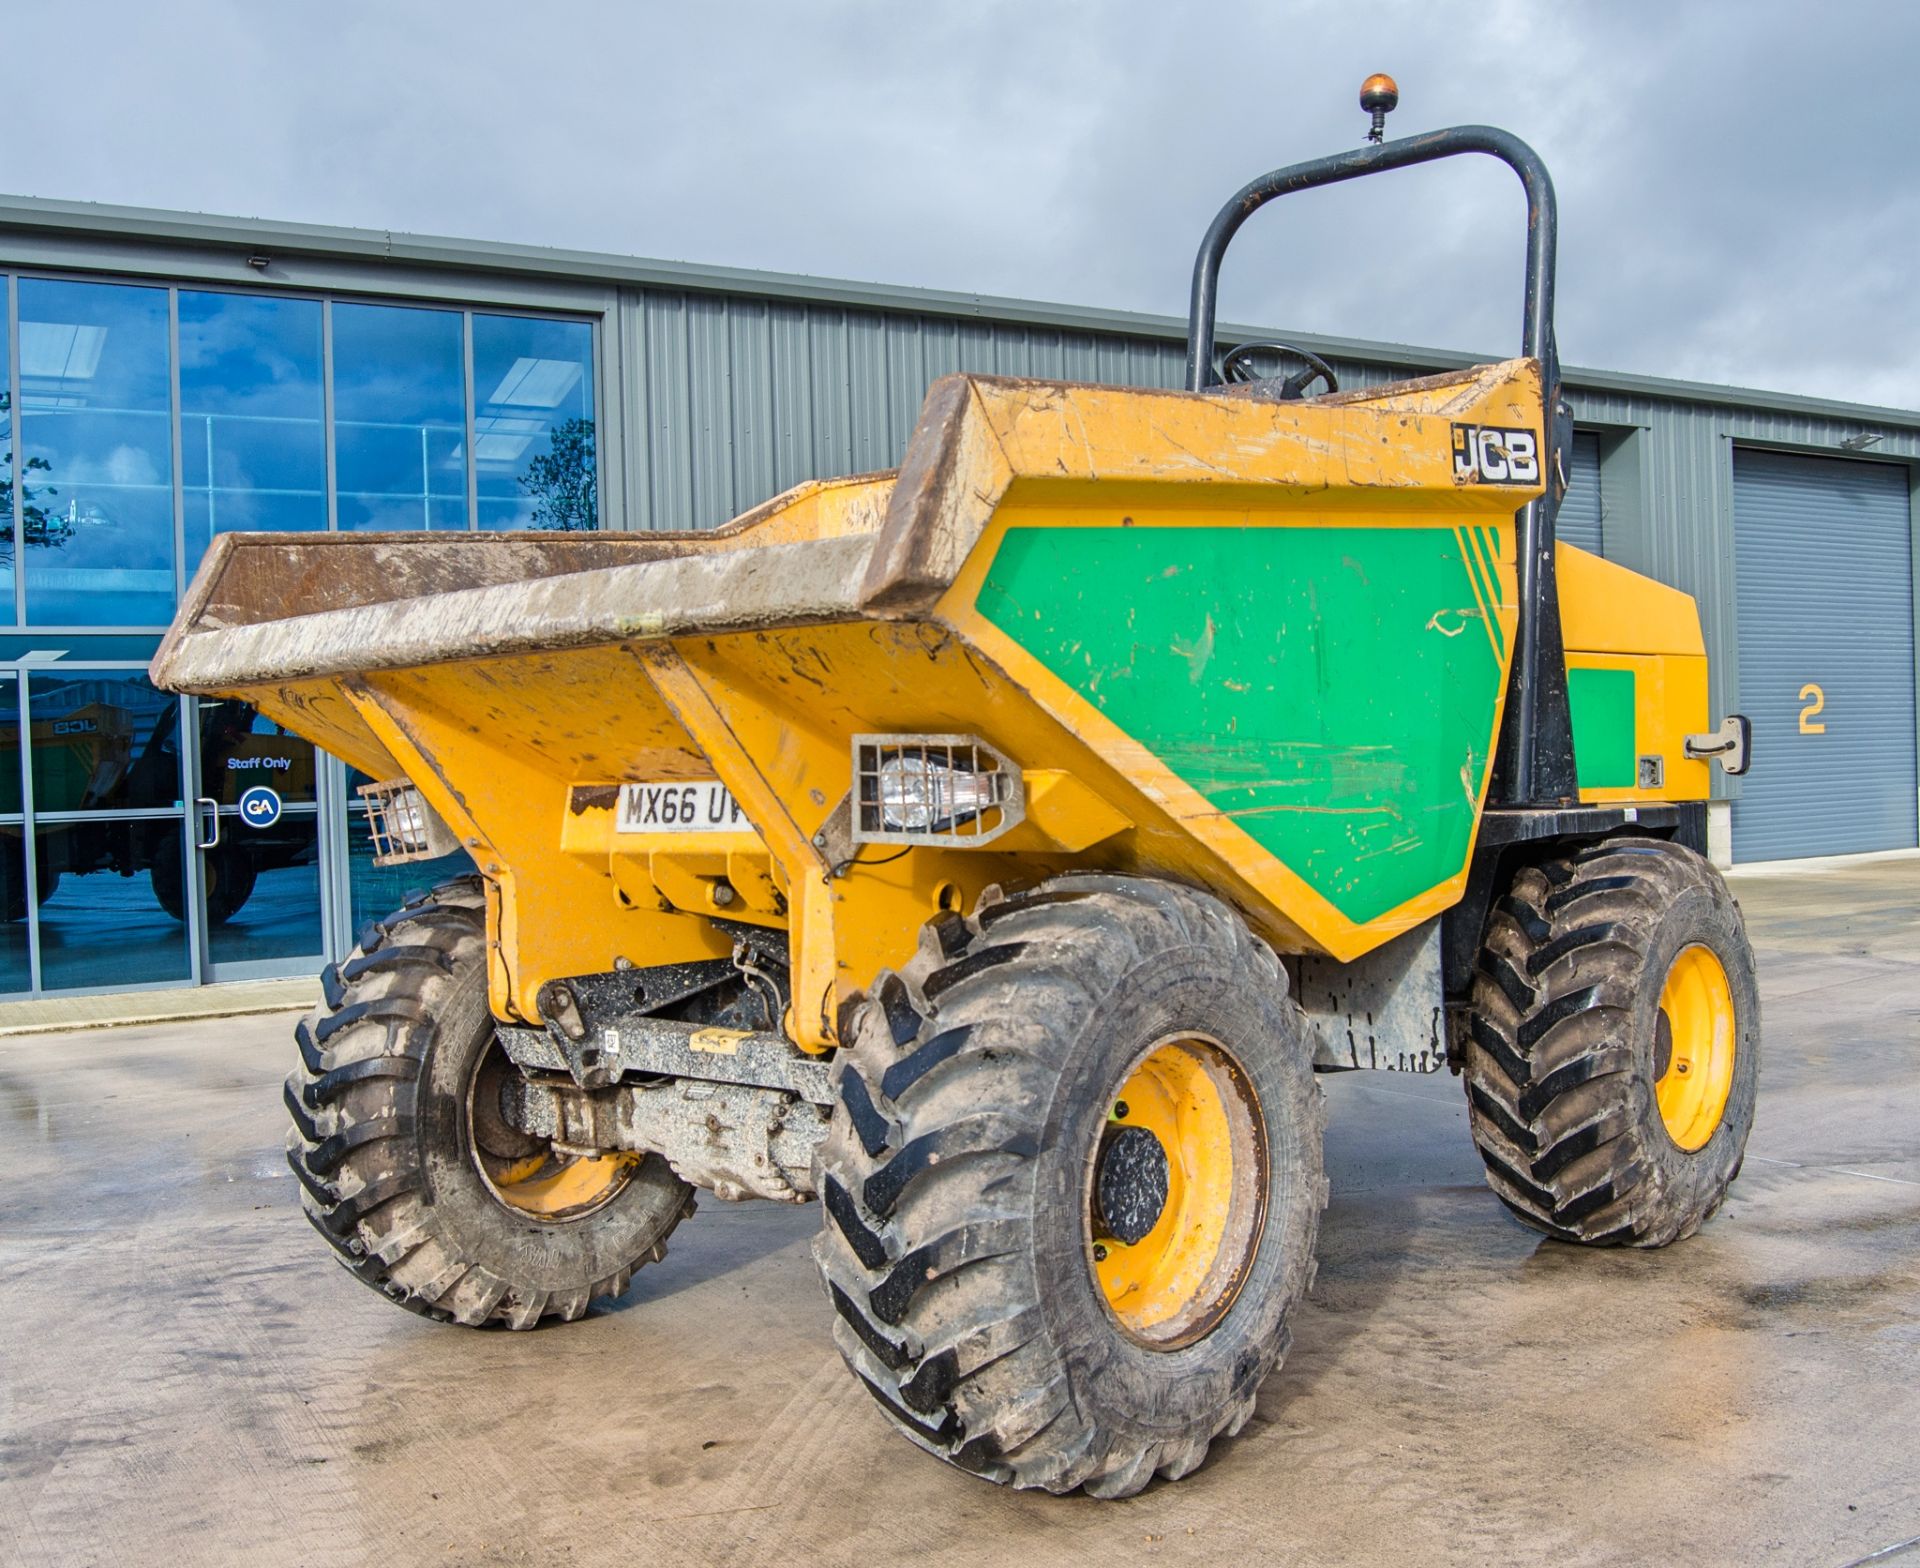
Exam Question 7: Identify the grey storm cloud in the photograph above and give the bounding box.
[5,0,1915,408]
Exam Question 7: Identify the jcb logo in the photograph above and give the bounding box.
[1451,423,1541,485]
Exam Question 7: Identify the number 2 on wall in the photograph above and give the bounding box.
[1798,683,1826,735]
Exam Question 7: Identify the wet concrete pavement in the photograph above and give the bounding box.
[2,858,1916,1567]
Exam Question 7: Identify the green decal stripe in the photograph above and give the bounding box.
[1466,525,1507,661]
[976,523,1506,926]
[1459,533,1505,667]
[1568,667,1638,789]
[1454,526,1504,665]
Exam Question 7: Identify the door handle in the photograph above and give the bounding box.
[196,797,222,850]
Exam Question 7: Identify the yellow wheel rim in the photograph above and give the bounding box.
[1089,1035,1265,1349]
[468,1040,637,1220]
[484,1149,638,1218]
[1655,944,1737,1152]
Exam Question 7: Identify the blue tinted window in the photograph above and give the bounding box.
[180,291,326,567]
[18,279,175,626]
[0,673,19,818]
[29,672,181,814]
[34,819,191,989]
[472,315,596,531]
[0,673,28,992]
[0,819,28,985]
[204,809,323,969]
[0,903,27,993]
[0,279,14,614]
[332,302,467,531]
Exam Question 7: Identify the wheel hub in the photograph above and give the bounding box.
[1655,944,1737,1152]
[469,1036,635,1220]
[1088,1034,1267,1349]
[1096,1125,1171,1245]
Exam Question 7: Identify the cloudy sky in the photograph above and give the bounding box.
[7,1,1915,408]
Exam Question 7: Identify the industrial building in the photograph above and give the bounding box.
[0,196,1915,999]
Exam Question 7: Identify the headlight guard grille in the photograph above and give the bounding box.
[850,734,1024,847]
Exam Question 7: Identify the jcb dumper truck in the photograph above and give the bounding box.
[153,81,1759,1498]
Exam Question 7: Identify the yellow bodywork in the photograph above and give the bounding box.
[153,360,1715,1053]
[1560,544,1712,802]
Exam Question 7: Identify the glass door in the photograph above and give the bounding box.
[25,671,192,994]
[189,697,326,981]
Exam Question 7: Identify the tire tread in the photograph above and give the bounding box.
[1461,835,1757,1248]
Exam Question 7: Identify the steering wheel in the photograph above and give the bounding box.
[1218,341,1340,400]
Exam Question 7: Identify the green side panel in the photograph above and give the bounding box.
[1568,667,1638,789]
[976,524,1504,925]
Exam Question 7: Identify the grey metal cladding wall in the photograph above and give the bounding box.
[1558,431,1604,553]
[612,287,1382,533]
[1729,451,1917,859]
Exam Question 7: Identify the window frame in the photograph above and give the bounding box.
[0,249,608,998]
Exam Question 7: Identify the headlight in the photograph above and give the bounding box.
[877,752,1002,832]
[357,778,459,864]
[852,735,1024,846]
[389,792,436,848]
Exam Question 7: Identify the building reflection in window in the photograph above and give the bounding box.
[23,667,191,982]
[34,821,191,990]
[25,670,190,989]
[180,291,326,572]
[472,315,596,531]
[18,279,175,626]
[28,672,180,814]
[197,700,324,968]
[332,302,468,532]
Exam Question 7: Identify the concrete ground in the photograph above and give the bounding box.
[2,860,1916,1568]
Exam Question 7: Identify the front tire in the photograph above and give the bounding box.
[814,876,1325,1497]
[285,876,695,1327]
[1462,836,1760,1247]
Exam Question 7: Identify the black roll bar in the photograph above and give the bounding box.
[1183,125,1578,807]
[1184,125,1557,388]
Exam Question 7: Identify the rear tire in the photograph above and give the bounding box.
[204,845,258,924]
[285,875,695,1327]
[153,841,257,924]
[813,875,1325,1497]
[1462,836,1760,1247]
[2,836,58,922]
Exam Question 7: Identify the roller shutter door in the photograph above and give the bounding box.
[1731,449,1916,861]
[1557,431,1604,554]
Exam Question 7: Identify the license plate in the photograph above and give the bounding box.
[616,780,750,833]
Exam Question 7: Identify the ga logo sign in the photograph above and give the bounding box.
[238,785,283,829]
